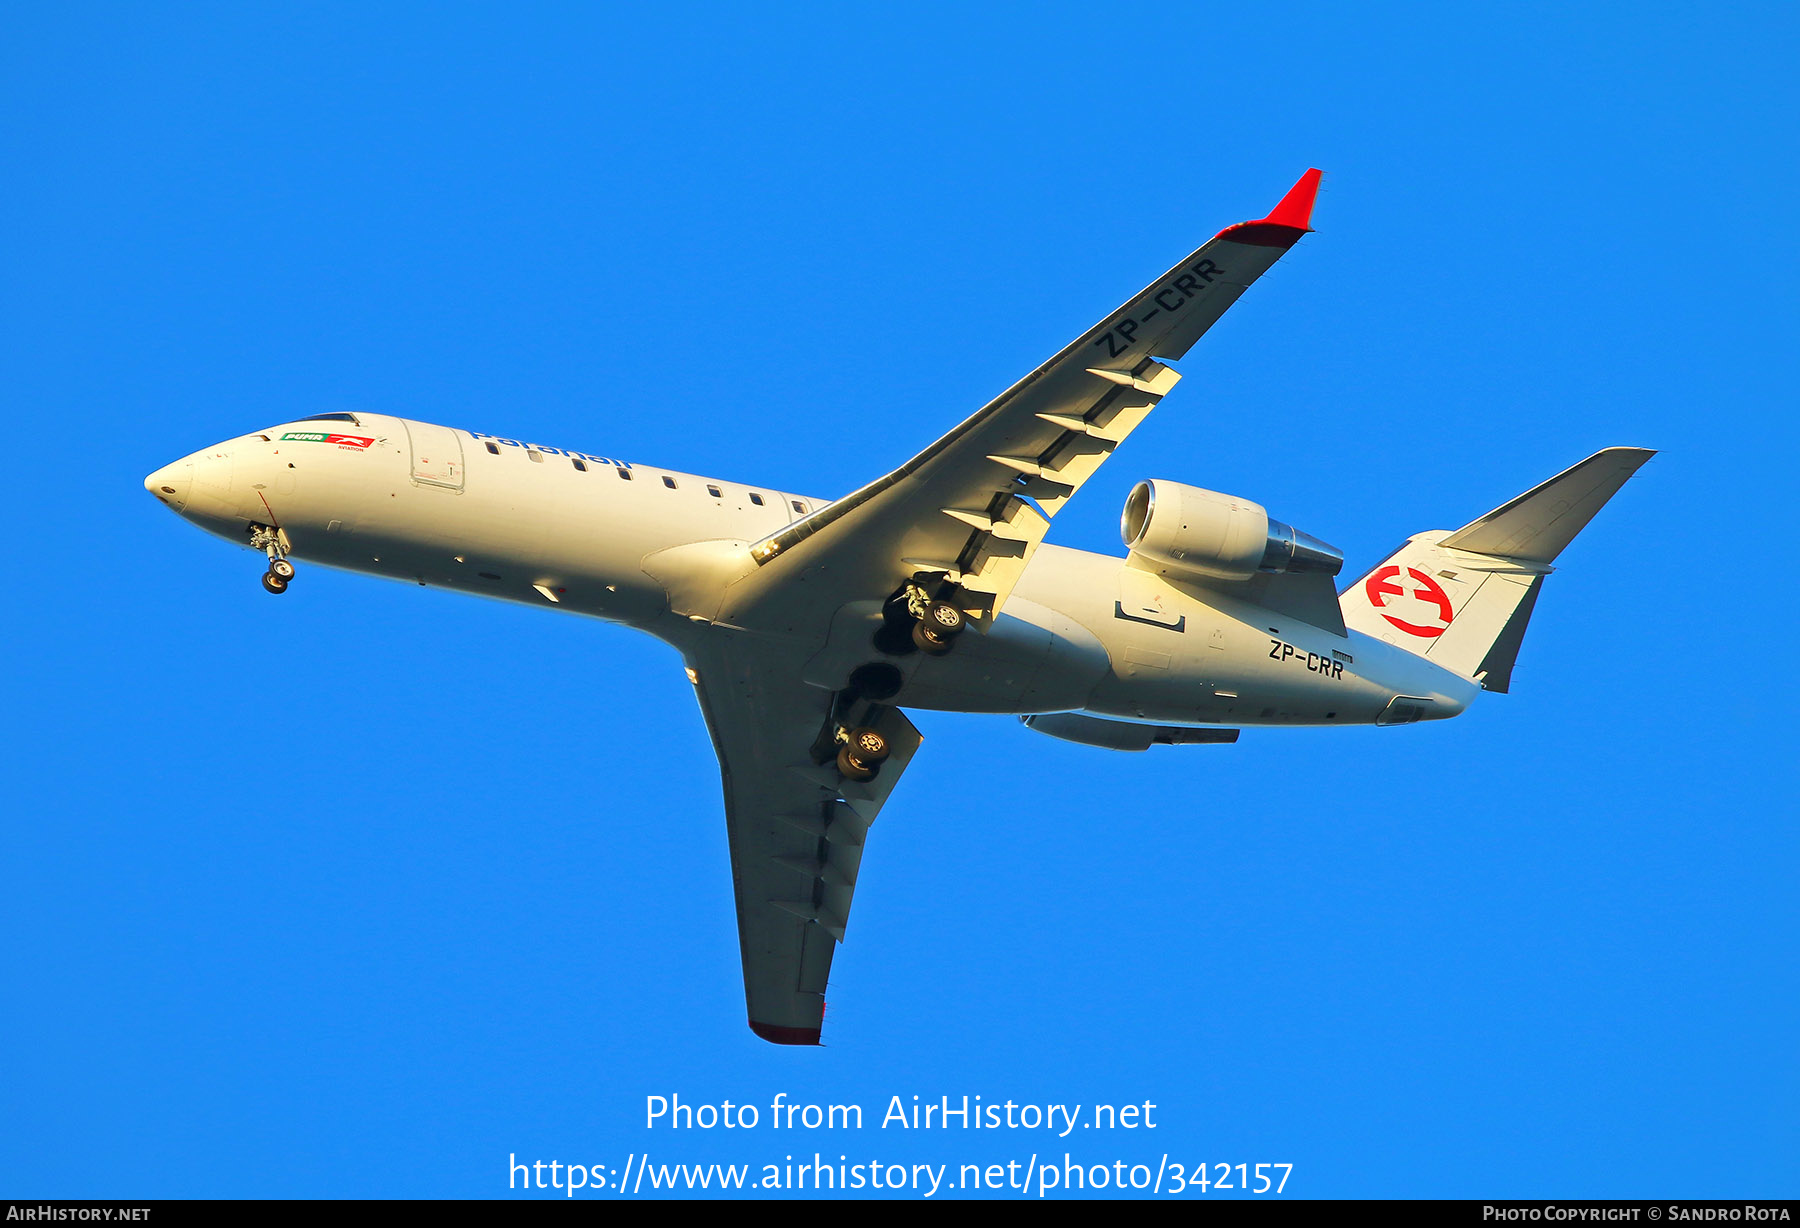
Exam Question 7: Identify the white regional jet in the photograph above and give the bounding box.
[145,170,1652,1045]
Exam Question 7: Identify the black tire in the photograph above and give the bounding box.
[845,726,890,766]
[269,558,296,581]
[925,600,966,636]
[261,572,288,595]
[911,620,954,655]
[836,744,878,783]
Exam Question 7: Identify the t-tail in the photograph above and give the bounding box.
[1340,448,1655,693]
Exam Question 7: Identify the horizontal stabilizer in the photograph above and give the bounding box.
[1440,447,1655,563]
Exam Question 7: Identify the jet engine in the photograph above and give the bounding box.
[1120,479,1343,582]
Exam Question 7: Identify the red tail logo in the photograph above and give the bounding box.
[1365,565,1455,638]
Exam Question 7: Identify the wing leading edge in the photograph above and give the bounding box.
[738,169,1323,635]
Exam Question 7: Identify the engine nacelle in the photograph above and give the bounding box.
[1120,479,1343,582]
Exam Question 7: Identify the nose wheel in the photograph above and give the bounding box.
[249,524,295,595]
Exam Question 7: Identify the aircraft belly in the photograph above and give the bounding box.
[897,597,1110,713]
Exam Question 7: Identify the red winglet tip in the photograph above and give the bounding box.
[1264,167,1323,231]
[1213,168,1323,246]
[750,1019,823,1046]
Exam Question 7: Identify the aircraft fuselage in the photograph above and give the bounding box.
[145,413,1477,729]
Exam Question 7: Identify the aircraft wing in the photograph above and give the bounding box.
[684,635,923,1044]
[742,169,1323,631]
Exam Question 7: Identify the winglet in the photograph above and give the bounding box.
[1265,167,1323,230]
[1215,168,1323,247]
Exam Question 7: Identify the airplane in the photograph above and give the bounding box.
[143,169,1653,1046]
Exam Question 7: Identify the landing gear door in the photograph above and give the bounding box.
[406,421,465,490]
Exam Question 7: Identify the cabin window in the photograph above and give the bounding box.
[572,458,588,472]
[791,500,806,514]
[662,476,677,489]
[484,441,500,455]
[616,466,633,480]
[749,493,764,506]
[706,484,722,498]
[528,450,544,463]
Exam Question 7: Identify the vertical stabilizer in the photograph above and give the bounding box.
[1340,448,1653,692]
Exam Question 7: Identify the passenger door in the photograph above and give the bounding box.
[405,421,464,490]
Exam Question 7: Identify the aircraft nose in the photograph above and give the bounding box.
[145,460,194,512]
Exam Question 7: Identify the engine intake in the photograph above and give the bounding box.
[1121,479,1342,582]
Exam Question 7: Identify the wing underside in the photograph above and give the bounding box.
[685,637,921,1044]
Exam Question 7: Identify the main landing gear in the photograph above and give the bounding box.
[810,667,906,785]
[873,583,968,658]
[815,579,965,785]
[249,524,295,595]
[835,725,891,783]
[911,598,965,655]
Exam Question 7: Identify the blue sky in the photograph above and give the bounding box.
[4,2,1795,1199]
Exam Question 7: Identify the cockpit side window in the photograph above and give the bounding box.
[298,413,361,425]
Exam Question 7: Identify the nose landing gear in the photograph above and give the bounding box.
[249,524,295,595]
